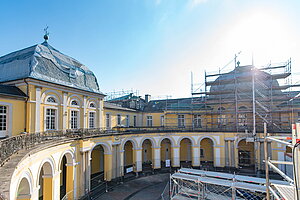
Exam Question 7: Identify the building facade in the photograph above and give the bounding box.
[0,41,296,199]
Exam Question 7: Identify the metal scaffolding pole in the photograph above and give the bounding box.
[264,123,270,200]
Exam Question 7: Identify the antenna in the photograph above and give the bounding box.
[43,26,49,41]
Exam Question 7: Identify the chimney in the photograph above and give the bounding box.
[145,94,151,103]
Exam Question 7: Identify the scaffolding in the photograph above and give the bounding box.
[191,58,300,134]
[264,122,300,200]
[104,89,139,101]
[170,168,289,200]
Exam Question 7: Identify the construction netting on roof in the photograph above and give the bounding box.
[0,42,102,94]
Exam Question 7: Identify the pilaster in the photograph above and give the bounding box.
[172,146,180,167]
[35,87,41,132]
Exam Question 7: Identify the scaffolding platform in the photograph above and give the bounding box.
[273,184,295,200]
[170,168,291,200]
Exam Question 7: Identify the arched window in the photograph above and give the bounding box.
[47,97,56,103]
[90,103,95,108]
[71,100,78,106]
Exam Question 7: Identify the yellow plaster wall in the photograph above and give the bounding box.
[142,112,163,126]
[104,108,137,128]
[0,98,25,136]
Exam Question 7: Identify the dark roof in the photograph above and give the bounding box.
[0,85,27,98]
[143,97,206,112]
[104,102,137,112]
[0,42,103,94]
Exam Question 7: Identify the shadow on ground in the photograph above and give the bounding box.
[96,173,170,200]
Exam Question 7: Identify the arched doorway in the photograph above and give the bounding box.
[124,141,134,177]
[59,153,74,199]
[142,139,153,171]
[17,177,31,200]
[38,162,53,200]
[91,145,105,190]
[60,156,67,198]
[200,138,214,167]
[238,139,255,170]
[161,138,172,169]
[180,138,192,168]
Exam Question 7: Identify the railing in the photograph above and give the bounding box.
[0,125,288,167]
[0,128,113,166]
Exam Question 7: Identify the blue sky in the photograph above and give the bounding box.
[1,0,300,98]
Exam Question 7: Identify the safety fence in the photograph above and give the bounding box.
[169,168,290,200]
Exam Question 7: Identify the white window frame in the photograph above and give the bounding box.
[44,95,59,106]
[147,115,153,127]
[106,113,111,129]
[193,114,202,128]
[69,98,81,109]
[70,109,80,129]
[0,102,12,137]
[178,114,185,128]
[44,106,58,131]
[89,111,96,128]
[89,102,96,108]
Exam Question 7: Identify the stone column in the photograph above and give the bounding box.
[225,140,229,167]
[120,150,125,176]
[133,148,142,172]
[62,92,68,130]
[83,96,87,128]
[233,140,238,168]
[111,143,121,179]
[66,163,75,199]
[52,171,61,200]
[98,99,103,128]
[214,147,221,167]
[172,146,180,167]
[153,146,161,169]
[35,87,41,132]
[30,187,40,200]
[192,145,200,167]
[87,151,91,191]
[104,153,112,181]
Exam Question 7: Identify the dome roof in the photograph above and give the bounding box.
[0,42,102,94]
[209,65,282,99]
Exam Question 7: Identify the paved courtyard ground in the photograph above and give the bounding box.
[96,173,170,200]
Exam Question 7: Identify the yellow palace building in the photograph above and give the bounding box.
[0,39,297,199]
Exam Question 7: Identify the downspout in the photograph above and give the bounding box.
[24,79,29,132]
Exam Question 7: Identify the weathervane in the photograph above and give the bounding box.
[43,26,49,41]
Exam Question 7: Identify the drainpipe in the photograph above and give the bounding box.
[24,79,29,133]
